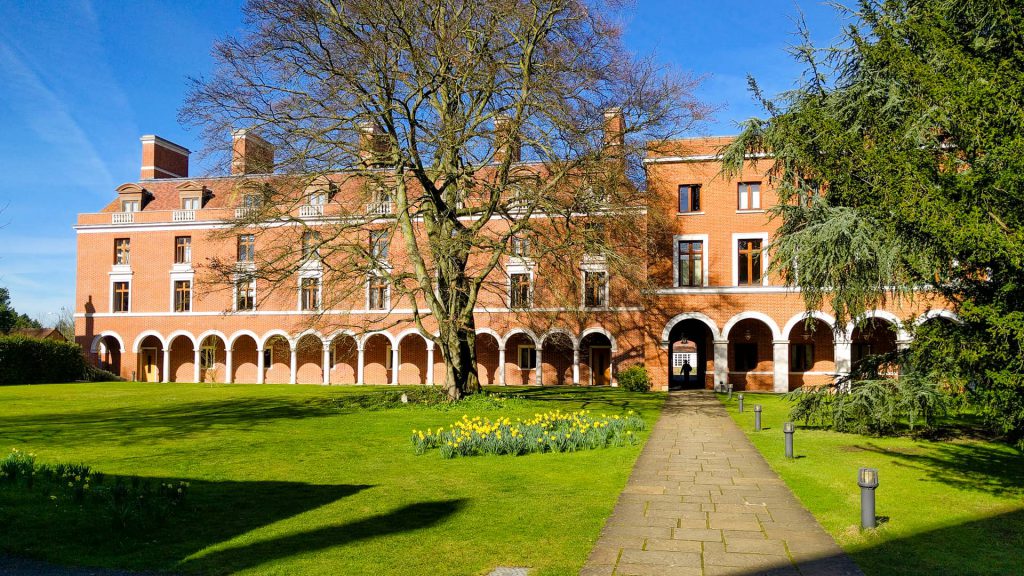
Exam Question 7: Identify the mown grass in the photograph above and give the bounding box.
[719,393,1024,576]
[0,382,665,576]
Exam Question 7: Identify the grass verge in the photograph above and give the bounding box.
[0,382,664,576]
[718,392,1024,576]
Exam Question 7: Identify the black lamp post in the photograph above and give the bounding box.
[783,422,794,458]
[858,467,879,529]
[753,404,762,431]
[738,393,744,413]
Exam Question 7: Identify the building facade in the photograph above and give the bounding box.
[75,128,953,391]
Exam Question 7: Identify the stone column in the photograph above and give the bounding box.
[256,347,265,384]
[713,340,729,391]
[289,345,297,384]
[225,348,234,384]
[609,355,617,387]
[162,348,170,383]
[497,346,506,386]
[356,345,365,385]
[834,337,852,377]
[391,346,400,385]
[322,343,331,385]
[535,347,543,386]
[897,339,912,352]
[572,348,580,385]
[426,345,435,385]
[772,339,790,393]
[193,348,202,383]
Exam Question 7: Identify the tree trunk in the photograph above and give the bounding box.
[439,324,481,400]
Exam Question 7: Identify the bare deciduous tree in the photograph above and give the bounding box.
[183,0,708,398]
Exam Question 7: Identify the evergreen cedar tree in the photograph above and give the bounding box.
[723,0,1024,445]
[182,0,708,399]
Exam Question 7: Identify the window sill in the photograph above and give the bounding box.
[736,209,767,214]
[676,211,705,216]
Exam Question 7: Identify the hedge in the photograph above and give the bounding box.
[0,336,87,385]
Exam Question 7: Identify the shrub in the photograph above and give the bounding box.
[412,409,645,458]
[0,449,189,531]
[617,364,651,392]
[0,336,87,385]
[787,372,955,435]
[84,364,125,382]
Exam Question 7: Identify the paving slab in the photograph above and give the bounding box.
[581,390,864,576]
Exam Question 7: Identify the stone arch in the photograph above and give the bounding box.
[844,310,908,342]
[228,329,260,350]
[132,330,166,353]
[260,329,294,350]
[359,330,396,350]
[782,311,837,339]
[580,327,617,352]
[539,328,578,351]
[91,331,126,354]
[475,327,502,347]
[502,328,538,349]
[395,328,434,350]
[662,312,722,342]
[915,309,961,326]
[166,330,198,351]
[722,311,782,341]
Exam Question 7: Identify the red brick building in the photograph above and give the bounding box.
[76,125,953,391]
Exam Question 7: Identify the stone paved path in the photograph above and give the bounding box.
[581,391,863,576]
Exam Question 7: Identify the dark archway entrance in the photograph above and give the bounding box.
[667,320,712,390]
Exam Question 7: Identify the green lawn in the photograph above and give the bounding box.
[719,393,1024,576]
[0,383,665,576]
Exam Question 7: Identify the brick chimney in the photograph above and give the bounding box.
[494,115,521,164]
[140,135,189,180]
[231,129,274,175]
[358,122,388,167]
[603,107,625,151]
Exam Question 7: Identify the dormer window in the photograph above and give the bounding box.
[177,181,207,212]
[310,192,327,205]
[121,200,140,213]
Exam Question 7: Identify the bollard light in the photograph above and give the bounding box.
[783,422,795,458]
[738,393,744,413]
[753,404,762,431]
[858,467,879,529]
[727,383,733,400]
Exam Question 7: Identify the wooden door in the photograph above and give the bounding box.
[591,348,610,386]
[142,348,159,382]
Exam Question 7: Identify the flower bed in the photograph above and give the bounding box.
[412,409,645,458]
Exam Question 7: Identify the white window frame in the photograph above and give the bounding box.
[169,270,195,313]
[737,182,763,212]
[731,232,770,287]
[121,199,140,213]
[109,272,133,313]
[507,261,534,309]
[366,273,391,310]
[181,197,201,210]
[673,234,709,288]
[233,275,257,312]
[200,345,217,371]
[298,272,322,311]
[580,256,609,309]
[517,344,537,369]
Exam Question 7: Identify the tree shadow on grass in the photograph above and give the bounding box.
[708,508,1024,576]
[0,396,346,447]
[0,479,374,573]
[181,499,467,574]
[854,441,1024,497]
[496,386,666,414]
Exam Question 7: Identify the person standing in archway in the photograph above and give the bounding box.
[682,360,692,385]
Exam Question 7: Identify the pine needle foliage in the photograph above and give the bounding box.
[724,0,1024,444]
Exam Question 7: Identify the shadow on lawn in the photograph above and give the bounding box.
[717,507,1024,576]
[500,386,666,414]
[181,498,467,574]
[854,441,1024,497]
[0,396,345,446]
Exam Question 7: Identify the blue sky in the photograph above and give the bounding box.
[0,0,844,321]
